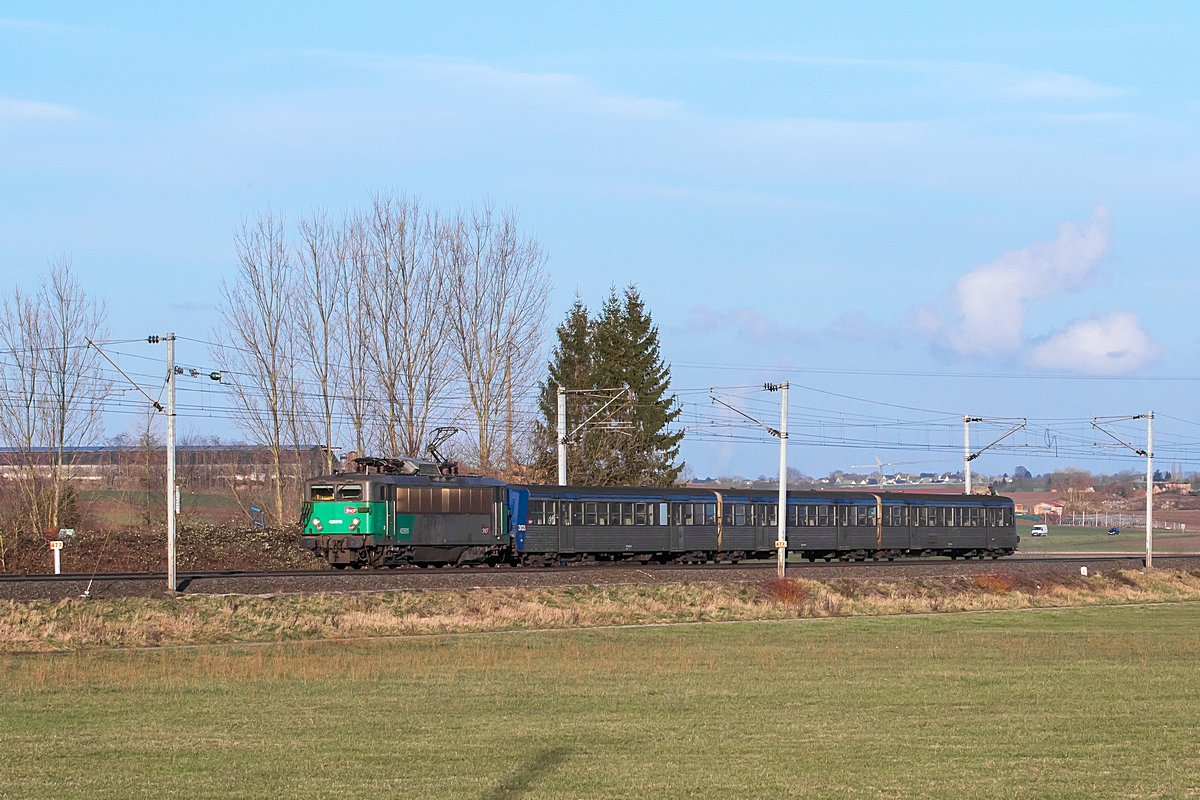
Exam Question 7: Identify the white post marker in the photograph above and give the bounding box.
[50,540,63,575]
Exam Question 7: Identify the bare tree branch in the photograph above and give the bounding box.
[210,210,298,525]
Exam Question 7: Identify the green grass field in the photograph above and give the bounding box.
[1017,522,1200,553]
[3,603,1199,798]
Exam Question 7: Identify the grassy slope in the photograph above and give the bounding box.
[2,604,1199,799]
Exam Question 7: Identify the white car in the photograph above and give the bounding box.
[1030,524,1048,537]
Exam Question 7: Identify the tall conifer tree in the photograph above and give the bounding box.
[535,286,683,485]
[593,286,683,485]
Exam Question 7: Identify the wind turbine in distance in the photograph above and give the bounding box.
[851,457,890,474]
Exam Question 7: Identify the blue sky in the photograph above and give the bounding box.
[2,3,1199,479]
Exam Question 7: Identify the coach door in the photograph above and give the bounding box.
[558,498,575,554]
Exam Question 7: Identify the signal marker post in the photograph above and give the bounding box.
[557,385,567,486]
[50,540,63,574]
[766,382,789,578]
[1146,412,1154,569]
[166,333,177,595]
[149,333,178,594]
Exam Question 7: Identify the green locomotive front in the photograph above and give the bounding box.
[300,465,510,568]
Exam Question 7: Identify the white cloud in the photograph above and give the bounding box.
[0,97,79,121]
[1027,312,1161,374]
[945,205,1111,357]
[906,207,1161,375]
[1000,71,1126,101]
[686,304,814,345]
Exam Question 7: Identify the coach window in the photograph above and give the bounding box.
[571,502,584,526]
[722,505,734,526]
[681,504,694,526]
[584,502,597,526]
[787,505,799,527]
[734,505,746,527]
[1003,507,1013,527]
[634,503,648,526]
[529,501,544,526]
[619,503,632,526]
[703,503,717,526]
[765,506,777,527]
[596,503,610,526]
[545,502,559,526]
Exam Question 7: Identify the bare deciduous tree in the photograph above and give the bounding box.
[342,217,373,458]
[212,192,552,486]
[0,258,108,567]
[361,192,453,458]
[40,257,110,530]
[0,286,45,559]
[296,209,347,475]
[446,205,550,473]
[211,211,298,525]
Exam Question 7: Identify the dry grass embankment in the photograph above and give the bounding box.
[4,568,1200,653]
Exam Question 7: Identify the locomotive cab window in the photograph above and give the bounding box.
[310,485,335,501]
[337,484,363,500]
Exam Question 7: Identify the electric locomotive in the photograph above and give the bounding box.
[299,458,1019,567]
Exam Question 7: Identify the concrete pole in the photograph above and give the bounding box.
[963,416,971,495]
[776,383,789,578]
[557,385,567,486]
[1146,411,1154,569]
[166,333,177,595]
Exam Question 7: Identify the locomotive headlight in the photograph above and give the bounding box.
[312,518,323,531]
[349,517,360,530]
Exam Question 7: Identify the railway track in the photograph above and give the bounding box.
[0,552,1191,586]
